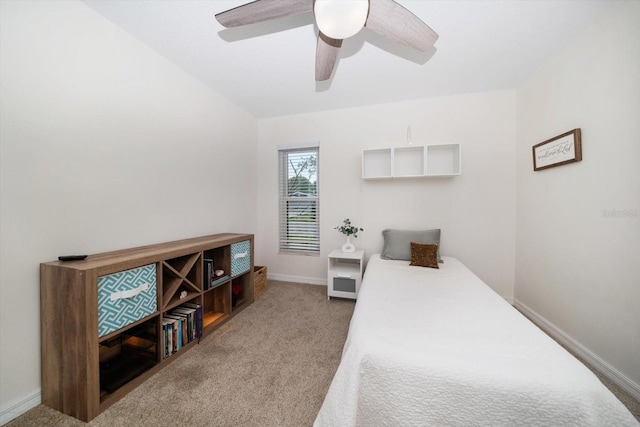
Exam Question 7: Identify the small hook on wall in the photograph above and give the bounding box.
[407,126,412,145]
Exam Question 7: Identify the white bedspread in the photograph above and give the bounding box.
[315,255,638,426]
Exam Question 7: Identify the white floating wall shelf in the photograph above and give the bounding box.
[362,144,461,179]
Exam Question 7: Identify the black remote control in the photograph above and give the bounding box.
[58,255,88,261]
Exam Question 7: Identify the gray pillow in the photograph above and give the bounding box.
[381,229,443,263]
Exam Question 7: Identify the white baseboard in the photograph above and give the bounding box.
[513,299,640,402]
[0,390,41,426]
[267,273,326,286]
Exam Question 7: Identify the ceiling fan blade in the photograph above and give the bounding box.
[215,0,313,28]
[316,32,343,81]
[365,0,439,52]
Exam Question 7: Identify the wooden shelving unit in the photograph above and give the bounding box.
[203,311,226,329]
[162,252,201,310]
[40,233,254,422]
[202,281,231,331]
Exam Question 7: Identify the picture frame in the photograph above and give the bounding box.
[532,128,582,171]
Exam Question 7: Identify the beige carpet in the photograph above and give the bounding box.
[8,281,355,427]
[7,280,640,426]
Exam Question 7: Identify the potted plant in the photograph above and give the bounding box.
[335,218,363,253]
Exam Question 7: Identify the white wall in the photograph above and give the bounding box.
[256,91,517,298]
[515,0,640,395]
[4,0,635,422]
[0,0,257,419]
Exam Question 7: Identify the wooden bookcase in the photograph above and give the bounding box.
[40,233,254,422]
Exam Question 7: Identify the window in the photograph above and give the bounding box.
[278,146,319,255]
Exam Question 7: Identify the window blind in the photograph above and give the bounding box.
[278,147,320,255]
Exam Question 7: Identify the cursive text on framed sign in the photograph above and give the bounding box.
[532,128,582,171]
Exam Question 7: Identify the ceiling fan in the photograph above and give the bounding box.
[215,0,439,81]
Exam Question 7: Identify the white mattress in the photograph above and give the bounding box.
[314,255,638,426]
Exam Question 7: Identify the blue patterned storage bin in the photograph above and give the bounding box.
[98,264,157,337]
[231,240,251,277]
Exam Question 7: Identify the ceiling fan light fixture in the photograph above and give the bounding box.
[314,0,369,40]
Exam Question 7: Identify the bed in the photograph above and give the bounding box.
[314,254,638,426]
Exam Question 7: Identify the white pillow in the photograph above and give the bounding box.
[381,229,442,263]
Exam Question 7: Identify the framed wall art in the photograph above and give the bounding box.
[532,128,582,171]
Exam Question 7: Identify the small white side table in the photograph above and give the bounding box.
[327,249,365,300]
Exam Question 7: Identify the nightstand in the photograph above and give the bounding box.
[327,249,364,300]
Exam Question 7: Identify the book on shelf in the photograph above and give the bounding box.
[204,258,213,290]
[210,275,230,289]
[172,307,196,342]
[181,302,203,339]
[161,319,172,357]
[171,317,179,352]
[166,312,189,346]
[163,315,184,350]
[162,317,181,355]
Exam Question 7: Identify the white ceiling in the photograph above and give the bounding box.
[82,0,617,119]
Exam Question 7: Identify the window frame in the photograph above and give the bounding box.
[278,145,320,256]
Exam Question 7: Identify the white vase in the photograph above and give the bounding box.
[342,235,355,253]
